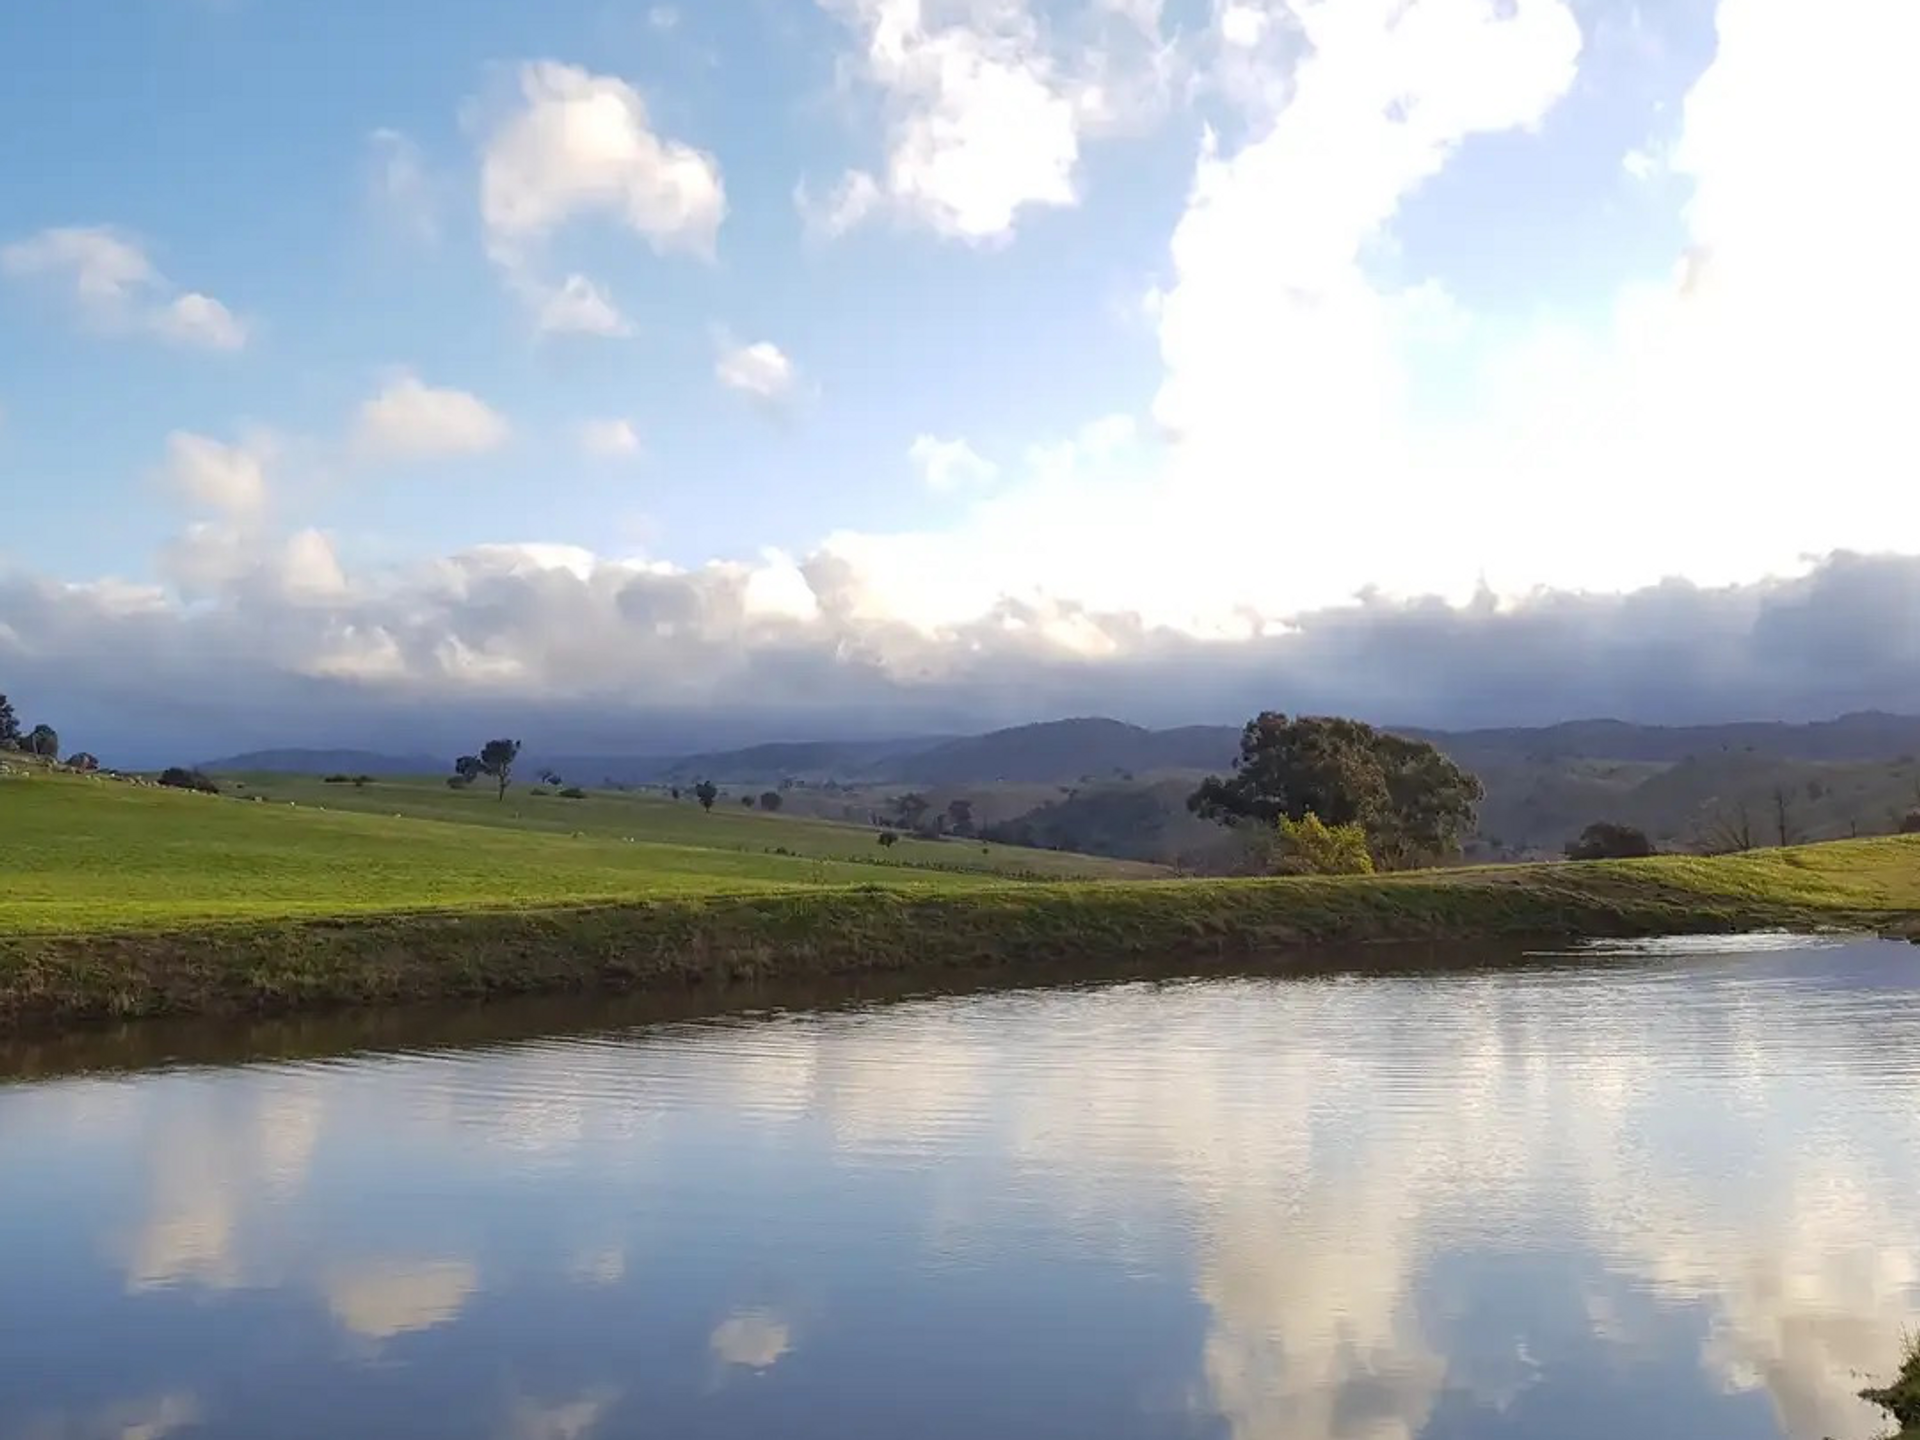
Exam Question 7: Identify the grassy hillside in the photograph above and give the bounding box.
[2,760,1917,1027]
[0,768,1161,935]
[213,771,1164,877]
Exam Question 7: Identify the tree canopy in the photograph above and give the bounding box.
[694,780,719,812]
[0,694,19,749]
[25,724,59,759]
[1566,821,1656,861]
[1190,713,1482,869]
[478,739,521,801]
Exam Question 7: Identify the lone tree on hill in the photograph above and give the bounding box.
[25,724,59,759]
[0,694,19,750]
[694,779,719,812]
[478,738,521,801]
[1189,713,1483,870]
[1565,821,1656,861]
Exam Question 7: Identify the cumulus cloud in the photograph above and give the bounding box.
[536,274,633,337]
[2,226,248,350]
[478,61,723,328]
[715,339,797,406]
[578,417,642,460]
[155,431,274,518]
[352,372,510,461]
[910,434,997,492]
[811,0,1174,241]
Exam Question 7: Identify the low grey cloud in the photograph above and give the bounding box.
[2,546,1917,764]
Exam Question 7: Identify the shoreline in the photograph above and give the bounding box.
[4,868,1914,1031]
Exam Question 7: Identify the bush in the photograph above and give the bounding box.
[1267,812,1375,876]
[877,831,898,848]
[1566,821,1656,861]
[558,786,586,800]
[529,787,551,797]
[323,774,351,784]
[158,767,220,795]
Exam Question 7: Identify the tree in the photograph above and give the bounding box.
[1266,813,1375,876]
[670,787,682,801]
[1190,713,1481,869]
[946,798,975,836]
[478,738,521,802]
[0,694,19,750]
[1900,810,1920,835]
[451,755,483,788]
[1699,800,1755,854]
[159,767,220,794]
[1770,785,1797,847]
[893,792,931,831]
[694,780,719,812]
[759,791,783,812]
[1566,821,1656,861]
[741,794,755,807]
[25,724,59,759]
[68,752,99,772]
[877,831,899,849]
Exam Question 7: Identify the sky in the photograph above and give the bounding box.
[1,0,1915,759]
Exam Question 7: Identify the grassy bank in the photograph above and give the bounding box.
[2,765,1917,1027]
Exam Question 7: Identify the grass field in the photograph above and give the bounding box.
[213,770,1168,882]
[2,760,1916,1026]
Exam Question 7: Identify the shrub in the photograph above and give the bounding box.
[1566,821,1657,861]
[324,774,352,785]
[877,831,899,848]
[558,786,586,800]
[158,767,221,795]
[1267,812,1375,876]
[529,787,551,797]
[445,775,471,790]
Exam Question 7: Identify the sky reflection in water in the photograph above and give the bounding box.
[3,939,1918,1440]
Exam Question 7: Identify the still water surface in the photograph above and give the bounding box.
[4,938,1920,1440]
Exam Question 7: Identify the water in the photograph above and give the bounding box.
[4,938,1920,1440]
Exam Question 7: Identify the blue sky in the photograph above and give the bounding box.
[1,0,1915,754]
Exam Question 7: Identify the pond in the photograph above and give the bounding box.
[3,936,1918,1440]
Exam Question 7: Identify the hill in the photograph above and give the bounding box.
[200,747,443,776]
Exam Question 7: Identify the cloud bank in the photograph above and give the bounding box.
[4,540,1917,760]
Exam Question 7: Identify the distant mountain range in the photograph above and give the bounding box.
[208,712,1920,787]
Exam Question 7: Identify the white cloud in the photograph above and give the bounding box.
[578,417,642,459]
[648,5,679,31]
[795,170,883,240]
[817,0,1079,241]
[151,292,248,351]
[480,61,726,260]
[353,373,510,461]
[158,431,272,515]
[537,274,634,337]
[367,128,441,244]
[716,339,796,405]
[910,434,998,493]
[2,226,248,350]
